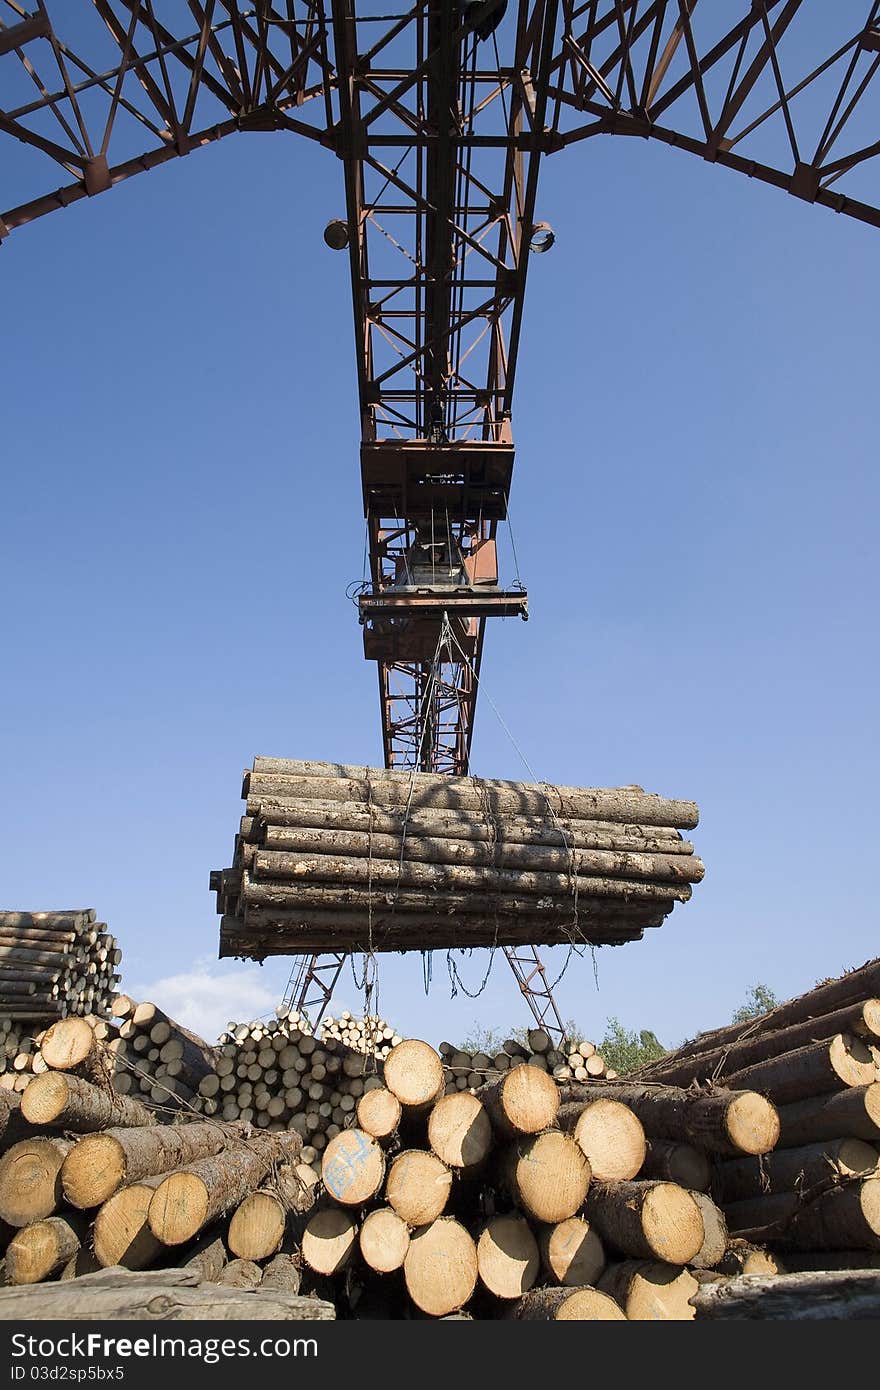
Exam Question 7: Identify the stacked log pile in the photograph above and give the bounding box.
[211,758,703,957]
[190,1009,381,1182]
[106,999,218,1115]
[0,1023,787,1319]
[320,1013,402,1059]
[0,912,121,1023]
[634,960,880,1273]
[438,1029,614,1093]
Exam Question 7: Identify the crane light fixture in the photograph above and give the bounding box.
[529,221,555,253]
[323,218,350,250]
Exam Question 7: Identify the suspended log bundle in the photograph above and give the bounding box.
[0,911,121,1024]
[212,759,703,957]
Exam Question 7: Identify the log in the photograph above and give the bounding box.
[691,1269,880,1319]
[775,1251,880,1272]
[690,1192,729,1269]
[511,1286,626,1320]
[755,1178,880,1251]
[260,824,702,883]
[5,1214,86,1285]
[148,1132,300,1246]
[0,1266,335,1319]
[775,1083,880,1148]
[639,960,880,1074]
[178,1233,227,1282]
[559,1081,779,1156]
[477,1065,559,1139]
[598,1260,698,1320]
[0,912,94,930]
[716,1138,879,1205]
[39,1018,97,1071]
[358,1208,410,1273]
[477,1215,540,1299]
[382,1040,444,1109]
[260,1253,302,1293]
[722,1034,877,1105]
[639,1138,712,1192]
[501,1131,591,1223]
[92,1176,166,1269]
[557,1099,646,1181]
[226,1193,287,1261]
[403,1217,478,1317]
[250,850,692,904]
[428,1093,492,1169]
[356,1087,402,1140]
[0,1137,73,1226]
[539,1216,605,1287]
[217,1258,262,1288]
[301,1208,357,1275]
[243,763,700,827]
[716,1242,782,1276]
[62,1121,248,1209]
[386,1149,452,1226]
[21,1072,156,1131]
[641,1000,880,1087]
[320,1129,385,1206]
[585,1180,705,1264]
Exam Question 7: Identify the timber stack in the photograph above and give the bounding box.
[1,1020,787,1320]
[320,1013,402,1060]
[0,912,121,1024]
[211,758,703,957]
[439,1029,614,1092]
[107,998,218,1115]
[190,1007,382,1183]
[635,959,880,1279]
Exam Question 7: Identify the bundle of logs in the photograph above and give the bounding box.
[0,912,121,1023]
[633,958,880,1302]
[0,1013,792,1319]
[211,759,704,958]
[190,1009,383,1184]
[320,1013,402,1059]
[439,1028,616,1093]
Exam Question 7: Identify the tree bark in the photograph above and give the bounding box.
[558,1080,779,1156]
[21,1072,156,1131]
[244,762,699,828]
[584,1179,704,1264]
[0,1266,335,1319]
[147,1132,300,1246]
[716,1138,879,1205]
[775,1082,880,1148]
[62,1121,248,1208]
[723,1034,877,1105]
[640,1000,880,1087]
[692,1269,880,1319]
[510,1285,626,1320]
[639,1138,711,1192]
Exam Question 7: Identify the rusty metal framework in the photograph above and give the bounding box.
[5,2,880,1038]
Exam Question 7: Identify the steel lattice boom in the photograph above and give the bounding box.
[5,2,880,1036]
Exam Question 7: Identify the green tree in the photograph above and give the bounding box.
[731,983,778,1024]
[598,1018,667,1076]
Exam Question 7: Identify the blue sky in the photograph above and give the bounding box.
[2,88,878,1046]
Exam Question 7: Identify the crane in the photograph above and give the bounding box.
[4,1,880,1039]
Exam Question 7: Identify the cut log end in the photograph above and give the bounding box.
[567,1099,646,1181]
[227,1191,286,1262]
[386,1149,452,1227]
[724,1092,780,1156]
[356,1087,402,1141]
[40,1018,95,1072]
[92,1182,164,1270]
[514,1286,626,1320]
[599,1260,699,1320]
[320,1129,385,1207]
[505,1130,591,1224]
[301,1208,357,1275]
[61,1135,125,1210]
[428,1093,492,1169]
[477,1215,540,1299]
[539,1217,605,1287]
[383,1040,444,1108]
[403,1217,478,1317]
[359,1207,410,1273]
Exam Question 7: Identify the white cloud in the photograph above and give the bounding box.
[129,959,284,1042]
